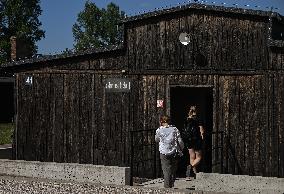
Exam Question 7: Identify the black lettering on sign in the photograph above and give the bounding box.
[105,78,131,93]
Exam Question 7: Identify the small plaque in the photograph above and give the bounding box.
[157,100,164,108]
[24,76,33,86]
[105,78,131,93]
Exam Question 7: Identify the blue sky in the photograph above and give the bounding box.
[38,0,284,54]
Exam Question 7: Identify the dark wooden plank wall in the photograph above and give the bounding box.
[102,74,131,166]
[127,12,268,71]
[15,72,140,168]
[15,70,284,177]
[275,74,284,177]
[50,74,65,162]
[270,49,284,69]
[216,74,284,177]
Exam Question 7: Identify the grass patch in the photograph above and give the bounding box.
[0,123,14,145]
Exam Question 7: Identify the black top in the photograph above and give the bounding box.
[181,117,203,142]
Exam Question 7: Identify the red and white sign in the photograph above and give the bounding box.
[157,100,164,108]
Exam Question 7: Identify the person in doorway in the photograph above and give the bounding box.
[182,105,205,178]
[155,115,184,188]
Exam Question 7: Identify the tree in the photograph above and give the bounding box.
[0,0,45,63]
[72,1,125,51]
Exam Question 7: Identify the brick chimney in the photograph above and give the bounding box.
[10,36,32,61]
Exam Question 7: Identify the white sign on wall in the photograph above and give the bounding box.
[105,78,131,93]
[157,100,164,108]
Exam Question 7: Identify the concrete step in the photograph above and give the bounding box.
[139,173,284,193]
[195,172,284,194]
[139,177,236,193]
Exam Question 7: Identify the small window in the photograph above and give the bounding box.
[272,18,284,40]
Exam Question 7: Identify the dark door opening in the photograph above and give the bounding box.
[0,82,14,123]
[170,86,213,176]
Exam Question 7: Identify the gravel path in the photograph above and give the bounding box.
[0,175,198,194]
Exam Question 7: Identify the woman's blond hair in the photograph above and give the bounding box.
[188,105,197,118]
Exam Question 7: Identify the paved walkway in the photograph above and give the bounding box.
[0,175,210,194]
[138,177,197,190]
[137,178,236,193]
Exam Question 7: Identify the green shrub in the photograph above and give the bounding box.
[0,123,14,145]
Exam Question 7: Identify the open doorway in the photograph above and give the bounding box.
[170,86,213,176]
[0,81,14,123]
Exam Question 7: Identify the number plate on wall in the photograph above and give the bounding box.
[24,76,33,86]
[24,75,33,86]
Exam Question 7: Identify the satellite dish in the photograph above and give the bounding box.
[179,32,191,45]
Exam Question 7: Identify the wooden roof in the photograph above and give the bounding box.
[1,3,283,69]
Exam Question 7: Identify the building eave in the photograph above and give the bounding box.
[1,44,124,69]
[122,3,283,24]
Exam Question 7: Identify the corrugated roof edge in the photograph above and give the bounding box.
[1,44,124,69]
[122,3,283,23]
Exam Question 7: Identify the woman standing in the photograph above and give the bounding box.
[182,106,205,177]
[155,115,184,188]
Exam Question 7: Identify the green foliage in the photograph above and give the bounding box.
[72,1,125,51]
[0,123,14,145]
[0,0,45,63]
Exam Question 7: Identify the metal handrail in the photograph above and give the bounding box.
[130,128,158,181]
